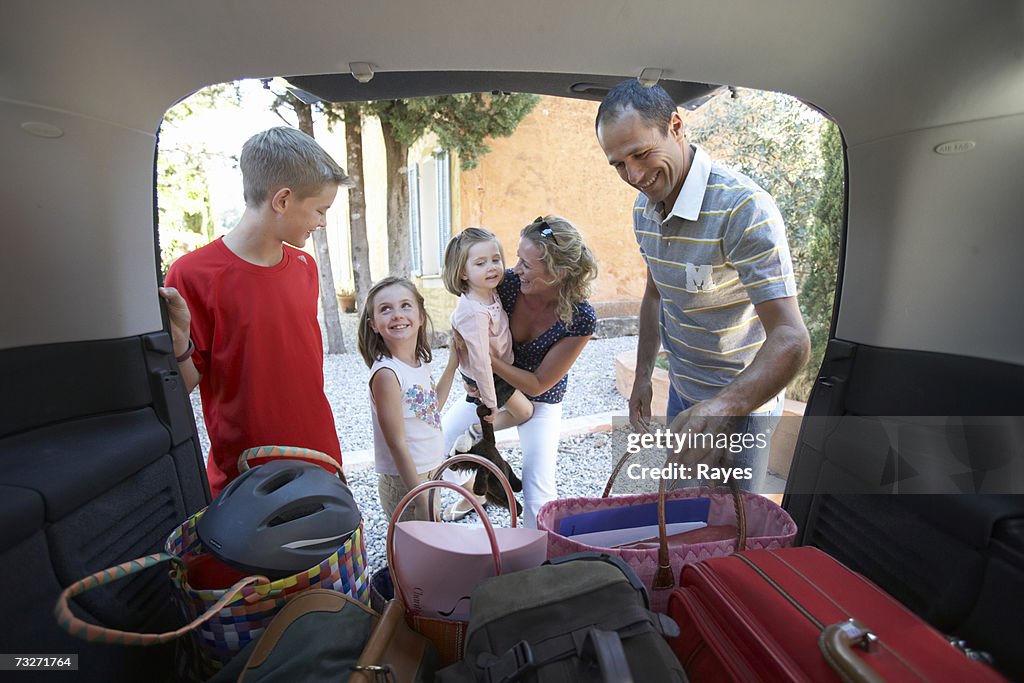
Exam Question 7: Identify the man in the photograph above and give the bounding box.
[596,80,810,492]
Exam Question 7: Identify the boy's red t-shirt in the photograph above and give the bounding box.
[165,238,342,496]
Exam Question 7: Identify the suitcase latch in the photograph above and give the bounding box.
[836,618,879,652]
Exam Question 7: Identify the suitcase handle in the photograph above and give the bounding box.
[819,619,885,683]
[604,448,748,591]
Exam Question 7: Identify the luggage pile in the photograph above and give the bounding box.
[53,446,1009,682]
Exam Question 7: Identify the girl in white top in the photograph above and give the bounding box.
[358,276,459,522]
[442,228,534,432]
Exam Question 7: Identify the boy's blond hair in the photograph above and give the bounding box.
[240,127,353,207]
[441,227,504,296]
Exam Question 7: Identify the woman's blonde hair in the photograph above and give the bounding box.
[441,227,505,296]
[357,277,434,367]
[520,215,598,325]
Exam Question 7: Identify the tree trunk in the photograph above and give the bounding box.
[378,118,412,277]
[294,98,346,354]
[344,104,372,311]
[310,231,345,353]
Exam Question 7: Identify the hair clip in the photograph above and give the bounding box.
[537,220,559,245]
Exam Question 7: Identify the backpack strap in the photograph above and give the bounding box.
[544,552,649,609]
[477,627,637,683]
[579,628,634,683]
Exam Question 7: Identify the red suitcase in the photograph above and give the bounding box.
[668,546,1005,682]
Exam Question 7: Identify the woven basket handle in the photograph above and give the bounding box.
[432,453,520,527]
[237,445,344,478]
[54,553,264,646]
[601,448,640,498]
[385,480,501,610]
[604,448,748,591]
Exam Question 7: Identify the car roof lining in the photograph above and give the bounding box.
[5,2,1022,147]
[4,1,1024,367]
[287,71,723,110]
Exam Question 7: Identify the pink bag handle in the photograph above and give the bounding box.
[54,553,265,645]
[432,453,520,527]
[385,480,502,611]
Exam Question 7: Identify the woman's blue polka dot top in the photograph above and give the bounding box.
[497,270,596,404]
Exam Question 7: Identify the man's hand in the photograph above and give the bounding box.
[666,398,743,470]
[629,376,654,434]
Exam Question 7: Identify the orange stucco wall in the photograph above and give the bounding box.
[457,96,646,305]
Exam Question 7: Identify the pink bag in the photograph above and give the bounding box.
[386,454,547,664]
[536,451,797,613]
[392,521,546,620]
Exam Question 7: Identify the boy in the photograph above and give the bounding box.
[160,126,353,496]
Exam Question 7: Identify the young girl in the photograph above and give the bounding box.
[358,276,459,522]
[441,228,535,521]
[442,227,534,437]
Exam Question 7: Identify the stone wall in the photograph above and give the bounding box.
[415,275,457,346]
[457,96,647,304]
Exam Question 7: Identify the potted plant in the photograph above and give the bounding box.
[336,289,356,313]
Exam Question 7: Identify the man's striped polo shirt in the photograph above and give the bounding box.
[633,144,797,405]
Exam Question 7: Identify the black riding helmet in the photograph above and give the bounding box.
[197,460,361,579]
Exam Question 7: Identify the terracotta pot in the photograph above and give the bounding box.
[337,292,356,313]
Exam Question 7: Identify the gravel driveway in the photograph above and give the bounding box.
[188,314,638,574]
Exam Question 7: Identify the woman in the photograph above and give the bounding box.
[442,215,599,527]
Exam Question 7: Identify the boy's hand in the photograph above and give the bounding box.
[159,287,192,356]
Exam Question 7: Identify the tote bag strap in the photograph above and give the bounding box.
[602,449,640,498]
[604,449,748,590]
[652,476,748,590]
[729,480,748,551]
[385,480,502,610]
[433,453,520,526]
[54,552,265,646]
